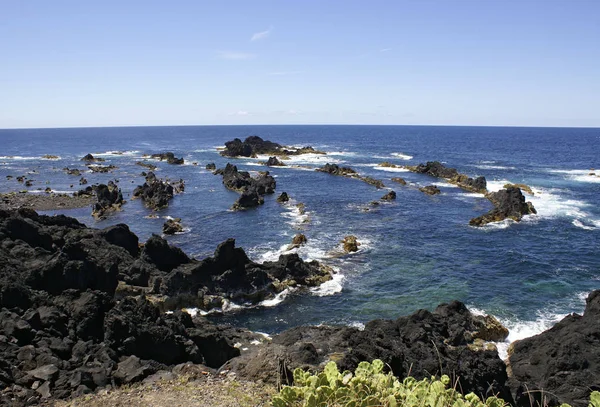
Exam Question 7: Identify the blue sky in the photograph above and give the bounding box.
[1,1,599,128]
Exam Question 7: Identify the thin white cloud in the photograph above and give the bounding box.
[229,110,251,116]
[217,51,256,60]
[268,70,303,76]
[251,27,272,41]
[379,48,392,52]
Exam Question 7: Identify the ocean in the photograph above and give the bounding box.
[1,125,598,353]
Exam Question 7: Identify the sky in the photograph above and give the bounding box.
[1,1,599,128]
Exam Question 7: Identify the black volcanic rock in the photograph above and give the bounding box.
[225,301,512,401]
[419,185,441,195]
[470,187,536,226]
[92,181,124,218]
[132,172,176,210]
[508,290,600,407]
[266,156,285,166]
[317,163,385,188]
[220,136,325,158]
[81,154,105,162]
[150,152,184,165]
[409,161,487,193]
[381,190,396,200]
[215,164,276,210]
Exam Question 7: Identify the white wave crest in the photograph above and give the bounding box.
[373,165,409,173]
[391,152,413,160]
[259,287,296,307]
[311,273,344,296]
[473,165,517,170]
[93,150,140,157]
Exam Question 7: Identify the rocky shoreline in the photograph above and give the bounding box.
[0,209,597,407]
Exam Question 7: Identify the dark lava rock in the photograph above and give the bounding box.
[132,172,176,210]
[215,164,276,209]
[276,192,289,203]
[92,181,124,219]
[316,163,357,176]
[381,190,396,201]
[87,165,117,173]
[391,177,407,185]
[150,152,184,165]
[232,187,264,210]
[81,154,105,162]
[136,161,157,171]
[63,167,82,176]
[205,163,216,171]
[470,187,536,226]
[341,235,360,253]
[419,185,441,195]
[79,177,87,185]
[163,218,183,235]
[225,301,512,402]
[409,161,487,193]
[266,156,285,166]
[221,136,325,158]
[508,290,600,407]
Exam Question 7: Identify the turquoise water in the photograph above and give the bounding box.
[1,125,598,342]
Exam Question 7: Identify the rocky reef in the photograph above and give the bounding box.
[214,164,276,210]
[132,172,181,210]
[220,136,325,158]
[317,163,385,189]
[407,161,487,193]
[149,152,184,165]
[470,187,537,226]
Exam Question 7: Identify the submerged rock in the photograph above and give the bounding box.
[391,177,407,185]
[136,161,157,171]
[469,187,536,226]
[380,190,396,201]
[205,162,216,171]
[419,185,441,195]
[87,164,118,173]
[317,164,385,188]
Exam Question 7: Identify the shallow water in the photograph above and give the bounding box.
[1,125,598,343]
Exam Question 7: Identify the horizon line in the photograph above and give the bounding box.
[1,123,599,131]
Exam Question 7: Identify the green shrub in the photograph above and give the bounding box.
[272,359,600,407]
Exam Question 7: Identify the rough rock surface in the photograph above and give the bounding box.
[225,301,512,402]
[381,190,396,201]
[81,154,105,162]
[220,136,325,158]
[419,185,441,195]
[341,235,360,253]
[265,156,285,166]
[163,218,183,235]
[276,192,289,203]
[150,152,184,165]
[508,290,600,407]
[214,164,276,210]
[132,172,178,210]
[87,165,117,173]
[470,187,536,226]
[391,177,407,185]
[317,164,385,189]
[408,161,487,193]
[92,181,125,219]
[0,209,329,406]
[205,163,216,171]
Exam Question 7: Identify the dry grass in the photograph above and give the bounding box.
[54,374,275,407]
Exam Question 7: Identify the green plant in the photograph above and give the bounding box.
[273,359,600,407]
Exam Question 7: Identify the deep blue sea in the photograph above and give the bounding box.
[1,125,599,353]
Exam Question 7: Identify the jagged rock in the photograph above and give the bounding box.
[220,136,325,158]
[81,154,105,162]
[205,163,216,171]
[503,183,534,195]
[419,185,441,195]
[92,181,124,219]
[381,190,396,200]
[136,161,157,171]
[216,164,275,209]
[341,235,360,253]
[317,164,384,188]
[163,218,183,235]
[266,156,285,166]
[225,301,512,402]
[87,165,117,173]
[276,192,289,203]
[132,172,176,210]
[391,177,407,185]
[508,290,600,407]
[408,161,487,193]
[232,187,264,210]
[63,168,81,176]
[470,187,536,226]
[150,152,184,165]
[287,234,307,250]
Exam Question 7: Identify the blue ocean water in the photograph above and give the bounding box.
[1,125,598,345]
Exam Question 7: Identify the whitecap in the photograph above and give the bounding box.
[572,219,597,230]
[348,322,366,331]
[0,156,40,160]
[373,165,409,173]
[93,150,140,157]
[310,273,345,296]
[391,152,413,160]
[259,287,297,307]
[431,181,459,188]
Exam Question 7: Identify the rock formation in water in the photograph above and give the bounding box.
[220,136,325,158]
[149,152,184,165]
[80,154,105,162]
[132,172,179,210]
[317,163,385,189]
[469,187,536,226]
[92,181,124,219]
[407,161,487,193]
[214,164,276,210]
[419,185,441,195]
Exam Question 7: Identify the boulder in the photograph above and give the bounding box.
[391,177,407,185]
[341,235,360,253]
[163,218,183,235]
[232,187,264,210]
[287,234,307,250]
[80,154,105,162]
[508,290,600,407]
[276,192,289,203]
[419,185,441,195]
[87,165,117,173]
[470,187,536,226]
[266,156,285,166]
[136,161,157,171]
[381,190,396,201]
[205,163,216,171]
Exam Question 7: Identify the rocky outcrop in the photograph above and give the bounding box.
[63,167,82,176]
[215,164,276,210]
[150,152,184,165]
[205,163,216,171]
[136,161,157,171]
[0,209,331,406]
[341,235,360,253]
[276,192,289,203]
[287,234,307,250]
[81,154,105,162]
[220,136,325,158]
[317,164,385,189]
[381,191,396,201]
[163,218,183,235]
[132,172,179,211]
[503,183,534,195]
[508,290,600,407]
[87,164,118,173]
[419,185,441,195]
[391,177,407,185]
[265,156,285,166]
[92,181,125,219]
[469,187,536,226]
[225,301,512,402]
[408,161,487,193]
